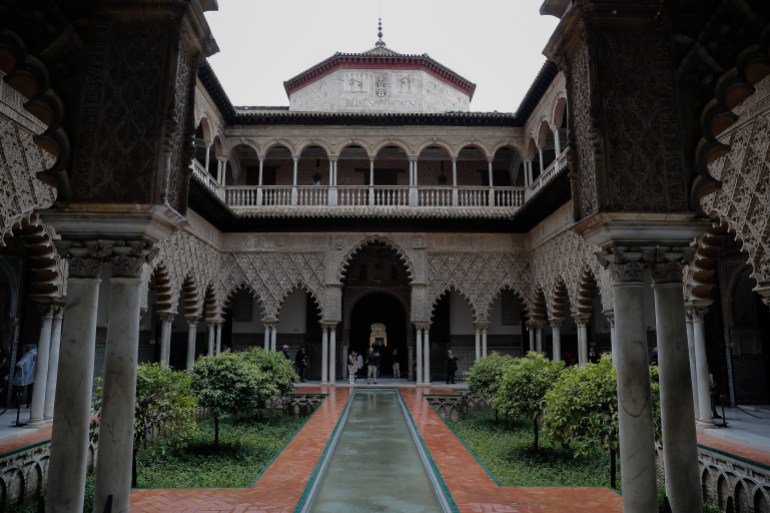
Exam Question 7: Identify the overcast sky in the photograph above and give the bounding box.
[204,1,559,113]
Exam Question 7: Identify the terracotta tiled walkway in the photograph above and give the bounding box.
[3,387,769,512]
[129,386,622,513]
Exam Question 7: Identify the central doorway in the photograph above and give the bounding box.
[348,293,408,378]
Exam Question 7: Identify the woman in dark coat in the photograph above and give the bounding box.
[446,350,458,384]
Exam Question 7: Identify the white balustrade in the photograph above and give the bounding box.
[191,160,221,194]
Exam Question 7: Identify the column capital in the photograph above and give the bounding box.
[158,312,175,323]
[33,299,57,318]
[186,317,199,328]
[549,317,564,329]
[473,322,490,330]
[602,309,615,326]
[414,322,432,330]
[54,240,108,278]
[107,240,159,278]
[648,246,695,285]
[690,305,710,322]
[597,246,646,284]
[320,321,338,329]
[574,314,590,327]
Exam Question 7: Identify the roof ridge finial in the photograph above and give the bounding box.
[375,17,385,47]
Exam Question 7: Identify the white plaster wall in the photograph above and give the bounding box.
[289,68,470,113]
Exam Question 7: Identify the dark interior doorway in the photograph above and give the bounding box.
[349,293,407,378]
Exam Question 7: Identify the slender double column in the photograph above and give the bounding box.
[651,254,702,513]
[329,324,337,385]
[47,242,104,513]
[43,303,64,422]
[473,325,481,361]
[528,322,535,352]
[692,305,714,425]
[27,301,55,427]
[422,326,431,384]
[575,316,589,364]
[550,318,563,361]
[415,327,424,384]
[214,321,223,354]
[480,324,488,357]
[94,245,153,513]
[206,322,216,355]
[535,323,543,353]
[321,326,329,384]
[185,318,199,370]
[159,313,174,368]
[684,306,700,419]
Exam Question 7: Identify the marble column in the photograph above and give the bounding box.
[692,305,714,424]
[263,325,270,351]
[604,310,617,367]
[94,248,150,513]
[684,306,700,419]
[270,325,277,352]
[535,325,543,353]
[651,257,701,513]
[46,245,102,513]
[159,313,174,368]
[321,326,329,384]
[576,317,589,364]
[215,322,222,354]
[206,322,215,355]
[481,325,488,357]
[415,327,423,384]
[43,303,64,421]
[423,327,431,384]
[329,325,337,385]
[550,319,562,361]
[527,324,535,352]
[186,319,198,370]
[474,326,481,361]
[607,254,658,513]
[27,301,54,427]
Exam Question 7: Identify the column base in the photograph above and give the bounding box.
[320,381,328,386]
[417,381,431,387]
[696,418,721,429]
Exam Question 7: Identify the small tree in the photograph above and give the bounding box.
[465,352,515,400]
[242,347,297,399]
[543,355,663,489]
[191,352,272,447]
[92,364,197,486]
[543,355,619,487]
[494,352,563,451]
[132,364,197,485]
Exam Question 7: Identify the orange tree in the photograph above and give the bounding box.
[493,352,563,451]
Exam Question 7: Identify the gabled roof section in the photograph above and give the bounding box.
[283,49,477,99]
[196,59,558,128]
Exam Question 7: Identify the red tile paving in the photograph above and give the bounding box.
[696,431,770,467]
[1,386,766,512]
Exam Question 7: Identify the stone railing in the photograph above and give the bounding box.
[191,159,224,200]
[225,184,526,214]
[268,392,326,415]
[424,392,491,422]
[525,148,568,201]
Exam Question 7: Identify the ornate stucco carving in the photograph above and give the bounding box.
[0,78,57,246]
[427,252,530,323]
[702,75,770,292]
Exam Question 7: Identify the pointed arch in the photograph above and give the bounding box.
[276,281,324,322]
[482,285,529,326]
[575,268,599,318]
[150,263,173,314]
[338,236,413,283]
[180,273,201,320]
[530,288,547,325]
[202,283,219,322]
[430,286,478,324]
[549,278,569,322]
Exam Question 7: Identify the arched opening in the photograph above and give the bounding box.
[431,290,475,382]
[348,292,408,379]
[417,145,453,206]
[222,286,264,353]
[755,488,770,513]
[343,241,411,379]
[277,288,322,380]
[296,145,330,206]
[227,144,259,186]
[194,120,215,178]
[730,267,770,404]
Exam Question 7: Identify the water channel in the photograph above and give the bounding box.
[301,389,452,513]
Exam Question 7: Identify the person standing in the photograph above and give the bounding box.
[446,349,458,384]
[366,346,380,384]
[392,348,400,379]
[281,344,291,360]
[11,344,37,407]
[348,351,357,385]
[294,346,307,383]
